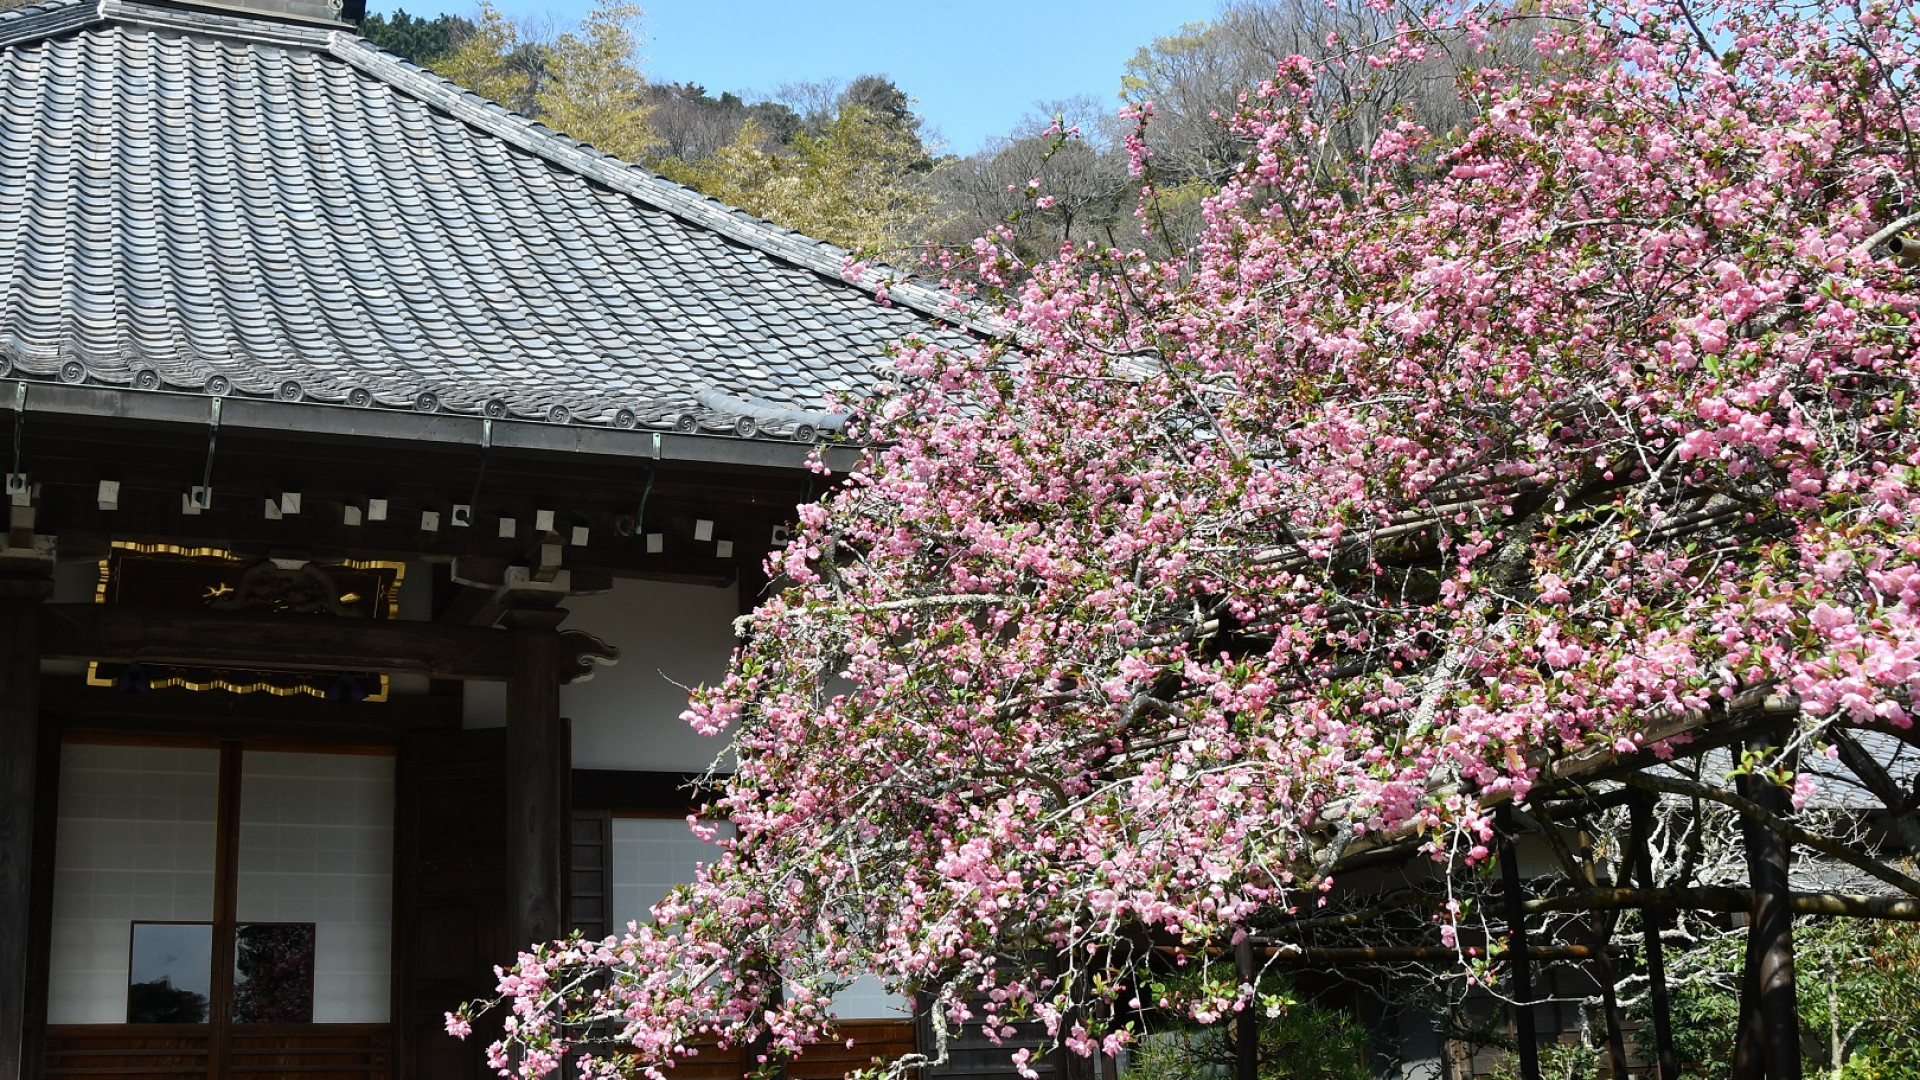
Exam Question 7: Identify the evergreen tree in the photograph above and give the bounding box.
[357,8,472,66]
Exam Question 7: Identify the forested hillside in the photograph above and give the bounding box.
[359,0,1519,268]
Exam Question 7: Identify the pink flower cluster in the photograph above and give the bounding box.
[458,1,1920,1075]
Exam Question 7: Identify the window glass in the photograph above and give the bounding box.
[233,923,317,1023]
[127,922,212,1023]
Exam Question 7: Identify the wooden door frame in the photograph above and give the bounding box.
[35,731,399,1079]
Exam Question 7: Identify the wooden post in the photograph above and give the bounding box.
[1497,804,1541,1080]
[1743,736,1802,1080]
[1733,769,1767,1080]
[1233,934,1258,1080]
[1629,790,1680,1080]
[208,742,244,1080]
[505,609,568,950]
[1593,928,1630,1079]
[20,719,60,1080]
[0,574,50,1080]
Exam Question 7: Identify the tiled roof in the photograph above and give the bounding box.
[0,0,982,441]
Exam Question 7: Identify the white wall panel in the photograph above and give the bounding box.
[48,744,219,1024]
[236,751,394,1023]
[609,816,731,931]
[562,579,741,771]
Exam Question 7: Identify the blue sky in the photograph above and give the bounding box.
[379,0,1223,155]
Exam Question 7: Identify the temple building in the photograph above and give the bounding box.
[0,0,977,1074]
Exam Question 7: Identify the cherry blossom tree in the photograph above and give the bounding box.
[453,0,1920,1075]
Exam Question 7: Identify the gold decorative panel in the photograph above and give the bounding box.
[88,542,405,700]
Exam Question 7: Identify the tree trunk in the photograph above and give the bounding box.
[1234,935,1258,1080]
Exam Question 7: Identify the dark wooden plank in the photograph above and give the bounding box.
[0,579,49,1080]
[570,769,724,814]
[44,1025,391,1080]
[398,728,508,1080]
[788,1019,918,1079]
[40,675,460,744]
[21,721,61,1080]
[40,603,515,680]
[43,1026,211,1079]
[505,616,567,950]
[567,809,612,941]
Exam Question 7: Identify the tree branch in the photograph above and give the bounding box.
[1620,771,1920,898]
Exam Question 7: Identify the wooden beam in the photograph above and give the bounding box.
[0,577,50,1080]
[39,603,515,680]
[39,675,460,742]
[570,769,722,815]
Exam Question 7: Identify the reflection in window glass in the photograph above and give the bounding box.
[127,922,212,1023]
[234,923,317,1023]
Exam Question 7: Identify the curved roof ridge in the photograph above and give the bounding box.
[0,0,99,48]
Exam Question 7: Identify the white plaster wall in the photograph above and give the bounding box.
[559,578,741,772]
[832,975,911,1019]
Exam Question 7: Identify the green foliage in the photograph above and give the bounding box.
[536,0,659,160]
[1631,921,1920,1077]
[428,0,658,159]
[654,119,789,207]
[429,0,543,115]
[1125,969,1369,1080]
[1481,1042,1607,1080]
[357,8,472,66]
[661,101,933,257]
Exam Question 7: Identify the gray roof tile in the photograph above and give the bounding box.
[0,0,986,439]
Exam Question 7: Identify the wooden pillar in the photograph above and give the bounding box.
[1497,804,1540,1080]
[1739,737,1801,1080]
[20,719,60,1080]
[505,609,568,950]
[1593,929,1630,1079]
[1629,790,1680,1080]
[0,574,51,1080]
[1233,935,1258,1080]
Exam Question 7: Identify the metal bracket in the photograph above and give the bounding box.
[636,431,661,538]
[192,396,222,511]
